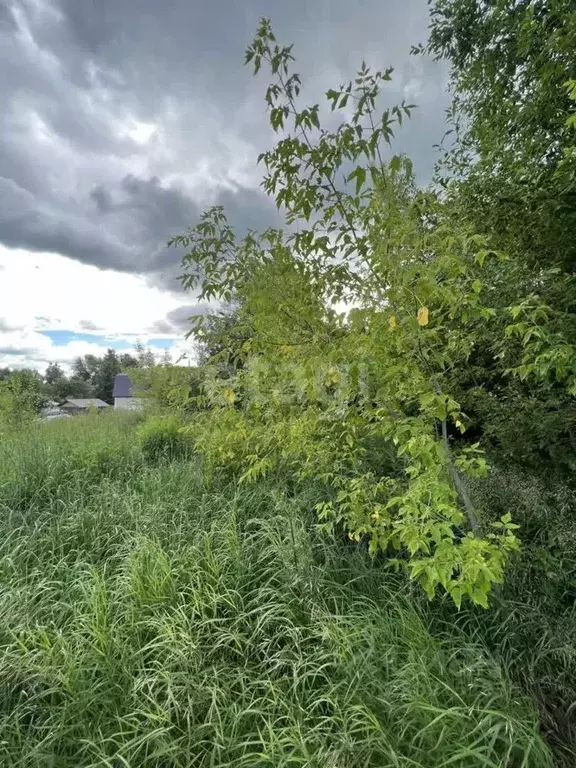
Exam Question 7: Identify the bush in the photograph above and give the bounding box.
[137,416,192,462]
[432,465,576,763]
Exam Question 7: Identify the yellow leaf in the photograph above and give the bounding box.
[389,315,397,329]
[417,306,429,326]
[327,369,339,385]
[223,388,235,404]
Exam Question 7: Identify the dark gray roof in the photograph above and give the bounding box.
[62,398,109,408]
[113,373,133,398]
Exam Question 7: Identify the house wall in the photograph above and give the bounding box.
[114,397,143,411]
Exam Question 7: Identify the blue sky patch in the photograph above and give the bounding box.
[147,338,174,349]
[40,330,177,352]
[41,330,132,349]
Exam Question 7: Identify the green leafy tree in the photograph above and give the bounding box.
[131,364,203,414]
[425,0,575,269]
[72,355,101,387]
[171,20,519,607]
[44,362,64,386]
[44,362,76,401]
[67,377,93,399]
[196,306,254,374]
[422,0,576,470]
[134,342,156,368]
[119,353,139,370]
[72,357,91,383]
[0,368,46,430]
[93,349,121,403]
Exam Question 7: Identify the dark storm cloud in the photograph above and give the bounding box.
[0,0,448,284]
[142,186,282,295]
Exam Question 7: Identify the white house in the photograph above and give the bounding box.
[113,373,143,411]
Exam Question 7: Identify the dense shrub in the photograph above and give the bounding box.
[137,415,192,462]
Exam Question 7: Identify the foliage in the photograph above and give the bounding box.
[16,345,165,406]
[0,415,554,767]
[436,464,576,764]
[92,348,123,403]
[72,354,101,385]
[423,0,576,470]
[69,346,157,402]
[0,368,46,431]
[196,305,253,371]
[44,362,64,386]
[130,363,204,415]
[44,362,78,401]
[172,21,520,608]
[0,345,177,419]
[426,0,576,255]
[136,414,192,462]
[134,341,156,368]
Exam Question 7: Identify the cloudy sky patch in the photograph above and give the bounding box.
[0,0,448,372]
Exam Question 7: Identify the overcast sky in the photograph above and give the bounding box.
[0,0,449,372]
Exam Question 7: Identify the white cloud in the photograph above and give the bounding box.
[0,245,183,333]
[125,120,157,145]
[0,243,200,371]
[0,329,112,370]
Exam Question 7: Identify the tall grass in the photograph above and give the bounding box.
[0,411,144,512]
[0,415,555,766]
[438,467,576,764]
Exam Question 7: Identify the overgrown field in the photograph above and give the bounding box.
[0,412,573,766]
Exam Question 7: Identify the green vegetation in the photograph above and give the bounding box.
[0,343,175,411]
[137,414,194,462]
[1,1,575,764]
[0,414,560,766]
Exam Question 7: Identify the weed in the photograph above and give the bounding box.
[0,416,557,766]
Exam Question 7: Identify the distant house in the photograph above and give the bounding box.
[61,398,109,415]
[113,374,143,411]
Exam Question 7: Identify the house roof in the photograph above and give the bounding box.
[63,398,109,408]
[113,373,133,398]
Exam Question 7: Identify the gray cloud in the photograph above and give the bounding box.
[168,304,212,329]
[79,320,101,331]
[0,317,23,332]
[148,304,212,336]
[0,0,449,291]
[0,347,24,356]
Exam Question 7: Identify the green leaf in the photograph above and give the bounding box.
[347,166,367,195]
